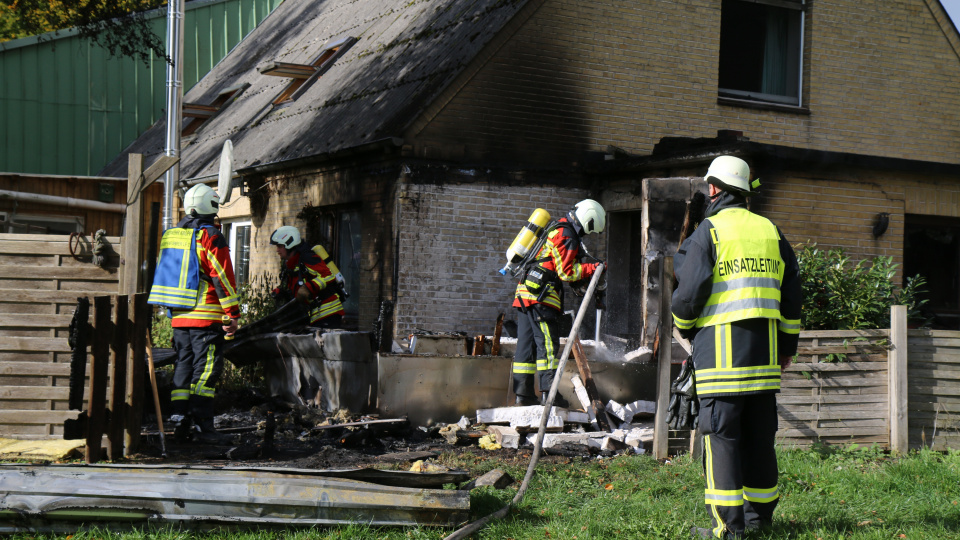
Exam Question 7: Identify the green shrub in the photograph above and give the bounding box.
[796,243,929,330]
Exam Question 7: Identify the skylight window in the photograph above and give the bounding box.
[181,83,249,137]
[260,36,358,106]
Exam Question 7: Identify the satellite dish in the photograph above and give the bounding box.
[217,139,234,204]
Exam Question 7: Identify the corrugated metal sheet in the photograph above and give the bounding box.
[0,464,470,532]
[97,0,533,179]
[0,0,283,176]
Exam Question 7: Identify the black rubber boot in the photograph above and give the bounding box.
[194,417,232,445]
[515,395,540,406]
[542,393,570,408]
[171,414,193,443]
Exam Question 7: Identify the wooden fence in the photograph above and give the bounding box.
[906,329,960,451]
[0,233,150,461]
[659,304,960,455]
[0,233,119,438]
[778,330,891,449]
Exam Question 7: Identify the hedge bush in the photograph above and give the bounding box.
[795,243,929,330]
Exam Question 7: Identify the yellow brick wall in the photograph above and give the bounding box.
[756,166,960,285]
[415,0,960,166]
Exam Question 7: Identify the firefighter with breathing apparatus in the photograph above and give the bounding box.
[269,225,347,329]
[504,199,607,407]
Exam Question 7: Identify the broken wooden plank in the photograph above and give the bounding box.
[309,417,408,432]
[491,313,504,356]
[571,337,612,431]
[461,468,514,490]
[376,451,438,463]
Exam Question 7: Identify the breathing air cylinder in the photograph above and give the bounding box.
[312,245,348,296]
[499,208,551,275]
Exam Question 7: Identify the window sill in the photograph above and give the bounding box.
[717,96,810,115]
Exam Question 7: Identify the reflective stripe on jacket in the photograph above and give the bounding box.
[512,218,598,312]
[148,228,201,309]
[697,208,785,327]
[166,218,241,327]
[671,194,803,397]
[281,244,345,322]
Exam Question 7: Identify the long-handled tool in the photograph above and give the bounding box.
[145,337,167,458]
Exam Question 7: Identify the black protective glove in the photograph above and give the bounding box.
[271,287,294,311]
[666,356,699,430]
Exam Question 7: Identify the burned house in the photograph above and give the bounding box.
[101,0,960,347]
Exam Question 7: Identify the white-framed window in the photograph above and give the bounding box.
[221,220,251,286]
[0,213,83,234]
[718,0,804,107]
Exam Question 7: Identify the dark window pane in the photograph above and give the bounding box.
[234,224,251,286]
[719,0,801,104]
[904,216,960,330]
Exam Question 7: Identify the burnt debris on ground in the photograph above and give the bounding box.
[134,384,654,470]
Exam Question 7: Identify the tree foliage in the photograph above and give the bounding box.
[796,243,930,330]
[0,0,167,65]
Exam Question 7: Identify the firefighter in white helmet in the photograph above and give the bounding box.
[511,199,606,407]
[269,225,346,328]
[672,155,802,539]
[148,183,239,445]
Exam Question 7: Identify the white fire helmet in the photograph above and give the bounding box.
[704,155,758,196]
[572,199,606,235]
[183,184,220,216]
[270,226,302,249]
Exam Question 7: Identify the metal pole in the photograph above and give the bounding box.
[162,0,185,231]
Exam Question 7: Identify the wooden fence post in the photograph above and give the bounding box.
[889,305,908,453]
[121,154,143,296]
[653,256,674,459]
[107,295,128,460]
[85,296,113,464]
[124,293,148,456]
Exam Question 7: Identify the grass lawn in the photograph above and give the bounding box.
[8,445,960,539]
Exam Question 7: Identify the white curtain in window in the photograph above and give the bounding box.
[761,10,788,96]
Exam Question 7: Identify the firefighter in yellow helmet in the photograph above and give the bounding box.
[672,156,802,539]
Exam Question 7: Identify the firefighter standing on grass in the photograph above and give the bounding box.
[148,183,239,445]
[511,199,605,407]
[270,226,345,329]
[671,156,802,539]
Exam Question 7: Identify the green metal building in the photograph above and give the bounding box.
[0,0,282,176]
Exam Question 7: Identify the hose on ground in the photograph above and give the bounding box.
[443,263,605,540]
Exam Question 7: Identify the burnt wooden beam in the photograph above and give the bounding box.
[85,296,112,464]
[124,293,148,456]
[491,313,504,356]
[107,295,128,460]
[571,337,612,432]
